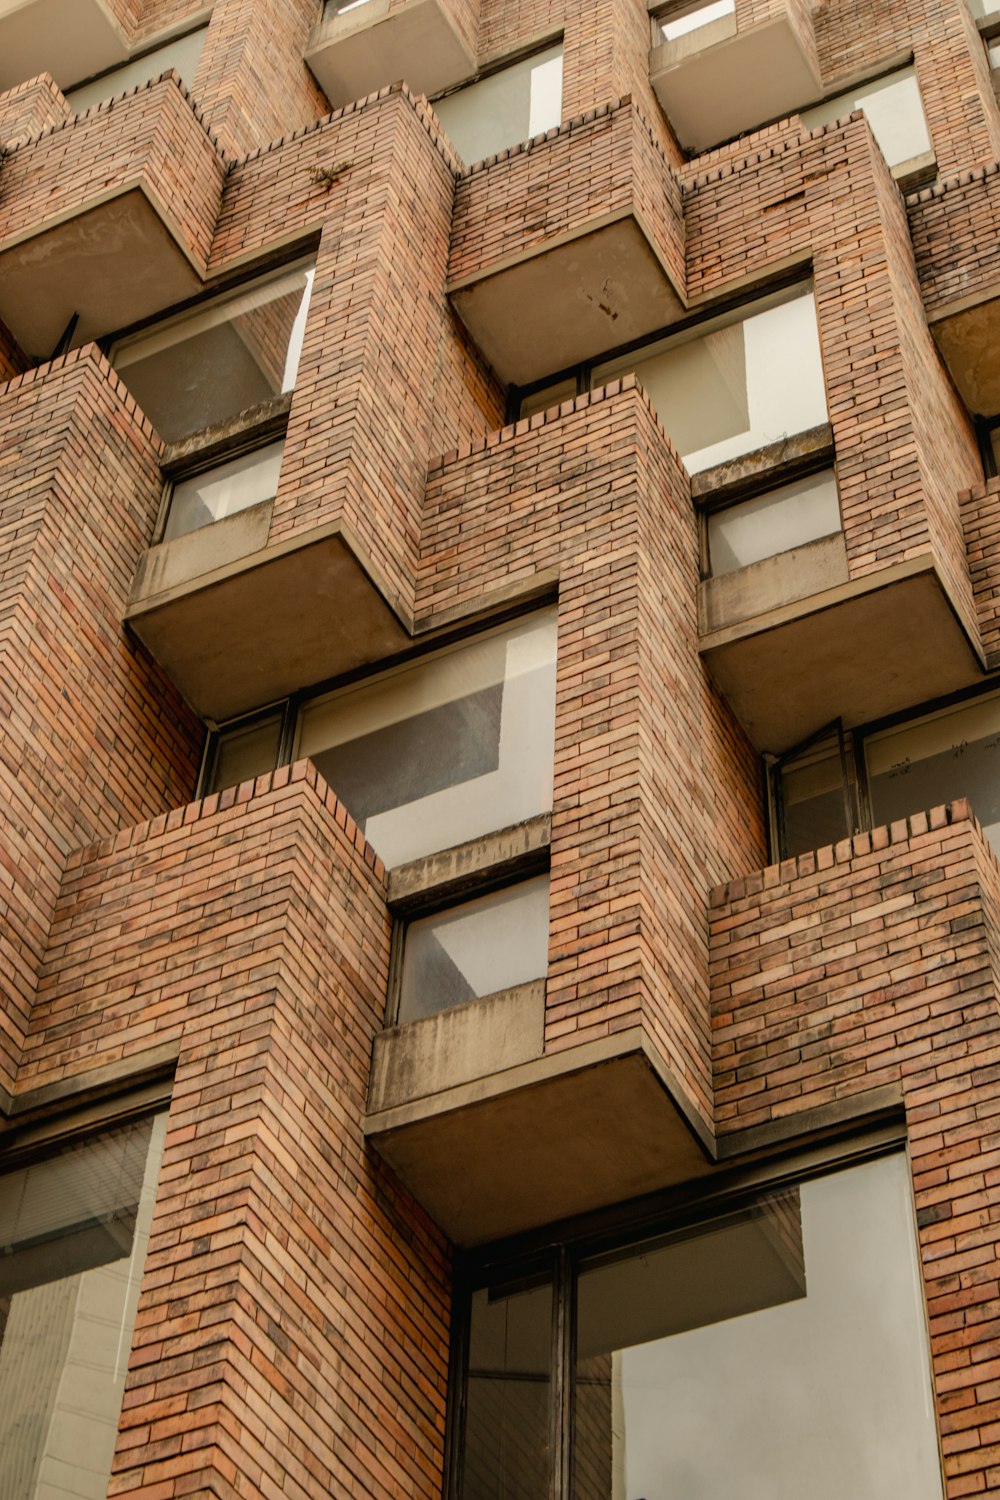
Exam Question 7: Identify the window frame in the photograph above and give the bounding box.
[445,1121,920,1500]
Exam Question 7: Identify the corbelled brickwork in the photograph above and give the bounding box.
[710,804,1000,1497]
[31,768,450,1500]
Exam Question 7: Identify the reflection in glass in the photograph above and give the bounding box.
[571,1156,943,1500]
[112,262,315,442]
[297,610,557,866]
[0,1115,168,1500]
[776,725,852,857]
[519,377,578,420]
[659,0,735,41]
[434,47,563,165]
[708,468,841,575]
[164,441,284,540]
[866,689,1000,851]
[462,1275,553,1500]
[801,67,932,170]
[65,26,207,110]
[592,286,827,473]
[398,875,550,1022]
[207,709,285,794]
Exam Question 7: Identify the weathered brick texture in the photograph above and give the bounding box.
[909,163,1000,318]
[30,767,450,1500]
[0,72,70,146]
[683,116,981,645]
[710,804,1000,1497]
[0,349,201,1098]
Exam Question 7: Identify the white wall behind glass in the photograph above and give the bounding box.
[66,26,207,111]
[433,46,563,165]
[594,286,828,473]
[659,0,734,41]
[164,441,285,540]
[801,67,932,169]
[708,468,841,574]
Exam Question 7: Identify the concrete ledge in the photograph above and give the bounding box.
[366,1027,712,1244]
[305,0,475,108]
[699,532,849,634]
[388,814,551,911]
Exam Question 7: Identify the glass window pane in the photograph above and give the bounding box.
[434,47,563,164]
[297,610,557,866]
[707,468,841,575]
[592,285,827,474]
[398,874,550,1022]
[462,1275,553,1500]
[65,26,207,111]
[659,0,735,41]
[0,1114,168,1500]
[801,68,931,169]
[112,262,315,442]
[572,1155,944,1500]
[207,710,284,793]
[164,441,285,541]
[518,377,578,419]
[776,727,851,857]
[866,690,1000,850]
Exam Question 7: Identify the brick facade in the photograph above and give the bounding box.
[2,0,1000,1495]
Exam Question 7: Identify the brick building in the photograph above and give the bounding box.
[2,0,1000,1494]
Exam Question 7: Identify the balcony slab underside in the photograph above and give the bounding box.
[929,291,1000,414]
[126,517,410,720]
[649,14,820,153]
[305,0,475,108]
[449,212,685,387]
[366,986,710,1245]
[0,0,127,91]
[0,189,201,359]
[701,556,983,752]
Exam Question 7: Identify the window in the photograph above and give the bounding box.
[801,67,932,173]
[455,1152,944,1500]
[397,873,550,1022]
[111,259,315,443]
[657,0,735,42]
[295,609,557,866]
[591,284,827,474]
[772,685,1000,857]
[0,1111,168,1500]
[705,467,841,575]
[65,25,208,112]
[163,439,285,540]
[433,46,563,164]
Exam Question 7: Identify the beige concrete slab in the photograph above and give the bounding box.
[930,296,1000,415]
[448,214,685,387]
[126,523,411,720]
[305,0,475,107]
[366,1031,711,1245]
[700,558,984,753]
[0,189,201,358]
[650,14,820,153]
[0,0,127,91]
[699,532,849,634]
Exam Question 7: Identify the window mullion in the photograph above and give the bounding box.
[551,1244,574,1500]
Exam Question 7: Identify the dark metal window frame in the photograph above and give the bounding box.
[445,1121,908,1500]
[768,674,1000,859]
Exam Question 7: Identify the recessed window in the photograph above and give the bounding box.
[397,874,550,1022]
[772,686,1000,857]
[203,706,285,792]
[0,1112,168,1500]
[706,468,841,575]
[592,284,828,474]
[296,610,557,866]
[801,67,932,172]
[658,0,735,42]
[112,260,315,443]
[456,1153,944,1499]
[434,46,563,164]
[163,440,285,541]
[65,25,208,112]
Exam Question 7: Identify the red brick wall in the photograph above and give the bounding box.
[421,383,767,1120]
[0,348,201,1099]
[909,163,1000,319]
[961,476,1000,666]
[710,802,1000,1498]
[0,73,70,145]
[449,99,685,299]
[29,767,451,1500]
